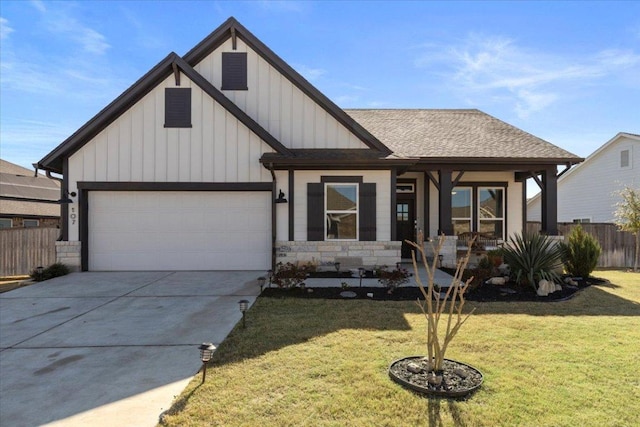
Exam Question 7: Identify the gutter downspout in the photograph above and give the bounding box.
[44,168,67,242]
[268,163,278,270]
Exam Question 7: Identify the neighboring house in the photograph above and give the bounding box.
[0,159,61,229]
[37,17,582,272]
[528,132,639,224]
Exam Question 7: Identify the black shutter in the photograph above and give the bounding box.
[359,183,376,241]
[164,88,192,128]
[221,52,248,90]
[307,183,324,241]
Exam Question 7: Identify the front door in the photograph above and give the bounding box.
[396,198,415,258]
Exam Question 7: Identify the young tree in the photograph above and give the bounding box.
[613,186,640,272]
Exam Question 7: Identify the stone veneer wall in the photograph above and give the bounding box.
[56,241,81,272]
[275,241,401,268]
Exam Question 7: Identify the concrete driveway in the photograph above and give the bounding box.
[0,271,261,427]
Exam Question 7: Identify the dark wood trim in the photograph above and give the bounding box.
[390,171,397,241]
[62,158,69,241]
[423,173,430,237]
[172,62,180,86]
[425,171,440,191]
[320,176,364,184]
[79,189,88,271]
[76,182,272,192]
[288,170,294,241]
[438,169,453,235]
[272,177,277,270]
[452,171,465,187]
[541,167,558,235]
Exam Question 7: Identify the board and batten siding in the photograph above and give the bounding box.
[193,37,369,150]
[293,170,392,241]
[528,135,639,223]
[67,73,277,241]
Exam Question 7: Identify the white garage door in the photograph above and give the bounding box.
[88,191,271,271]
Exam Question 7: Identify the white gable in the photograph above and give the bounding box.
[193,37,369,150]
[68,73,275,186]
[528,133,640,223]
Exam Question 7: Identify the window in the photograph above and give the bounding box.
[221,52,248,90]
[0,218,12,229]
[621,149,630,169]
[452,184,506,238]
[478,188,504,239]
[452,187,472,235]
[573,218,591,224]
[23,219,39,228]
[164,88,192,128]
[397,183,415,193]
[325,183,358,240]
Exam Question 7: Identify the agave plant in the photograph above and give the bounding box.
[501,232,563,290]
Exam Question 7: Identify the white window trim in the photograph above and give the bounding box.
[452,186,473,234]
[325,183,359,241]
[477,187,505,239]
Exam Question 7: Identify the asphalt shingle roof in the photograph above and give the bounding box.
[344,109,582,161]
[1,160,61,217]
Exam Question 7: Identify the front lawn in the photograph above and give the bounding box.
[160,270,640,426]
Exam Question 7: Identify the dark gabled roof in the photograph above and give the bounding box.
[345,109,584,165]
[38,52,291,173]
[1,159,60,217]
[184,17,392,156]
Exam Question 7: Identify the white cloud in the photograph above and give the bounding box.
[415,33,640,118]
[295,64,326,82]
[0,17,14,40]
[29,0,46,13]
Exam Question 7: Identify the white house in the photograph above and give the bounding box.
[528,132,639,224]
[37,17,582,272]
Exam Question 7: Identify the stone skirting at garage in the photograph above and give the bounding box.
[56,241,81,272]
[275,241,402,268]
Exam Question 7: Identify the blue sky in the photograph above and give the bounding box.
[1,1,639,183]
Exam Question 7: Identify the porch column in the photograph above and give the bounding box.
[541,166,558,235]
[438,169,453,235]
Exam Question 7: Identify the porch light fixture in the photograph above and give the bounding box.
[57,190,77,205]
[358,267,365,288]
[198,342,215,383]
[275,189,287,204]
[438,254,444,268]
[238,299,249,328]
[334,262,341,272]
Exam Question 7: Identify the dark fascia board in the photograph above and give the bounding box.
[416,157,584,167]
[183,17,393,156]
[38,52,181,174]
[260,156,416,171]
[39,52,290,174]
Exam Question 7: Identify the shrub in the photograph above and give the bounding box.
[559,225,601,278]
[376,265,411,292]
[501,232,562,290]
[30,262,70,282]
[272,262,310,289]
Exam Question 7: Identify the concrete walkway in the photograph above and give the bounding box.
[0,271,261,427]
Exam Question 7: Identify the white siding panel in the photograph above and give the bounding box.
[130,103,144,181]
[528,136,640,223]
[194,38,369,150]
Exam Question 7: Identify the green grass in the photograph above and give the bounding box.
[160,270,640,427]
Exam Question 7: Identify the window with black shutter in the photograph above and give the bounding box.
[307,177,376,241]
[221,52,248,90]
[164,88,192,128]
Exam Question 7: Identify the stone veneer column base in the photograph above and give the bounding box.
[275,241,401,268]
[56,241,81,272]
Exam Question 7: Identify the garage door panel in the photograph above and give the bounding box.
[89,191,271,271]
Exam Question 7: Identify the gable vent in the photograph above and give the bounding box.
[164,88,192,128]
[221,52,248,91]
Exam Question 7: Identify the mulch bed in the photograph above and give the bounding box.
[260,275,607,302]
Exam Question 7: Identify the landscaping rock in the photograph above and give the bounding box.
[407,362,423,374]
[340,291,357,298]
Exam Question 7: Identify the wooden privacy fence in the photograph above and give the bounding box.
[0,227,59,276]
[526,222,636,269]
